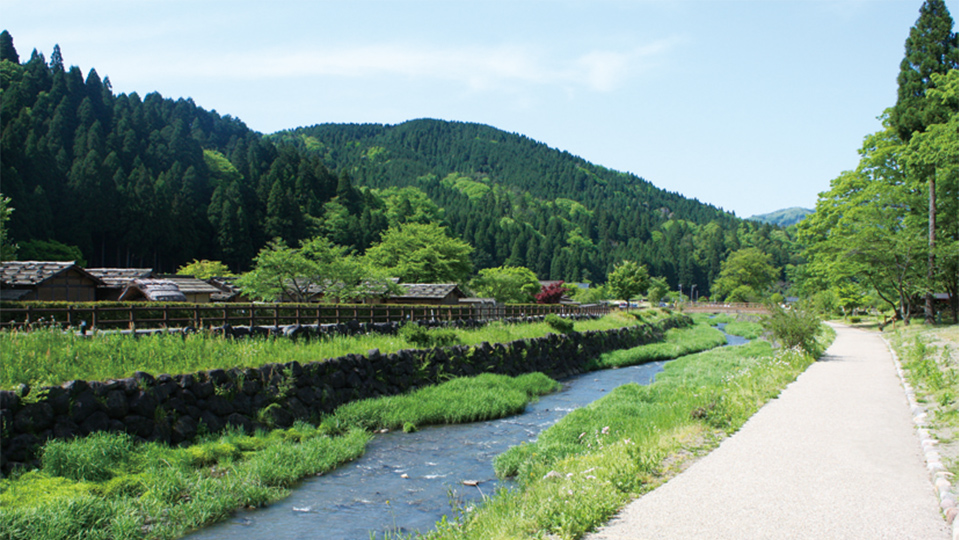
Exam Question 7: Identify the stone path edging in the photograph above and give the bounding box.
[881,335,959,537]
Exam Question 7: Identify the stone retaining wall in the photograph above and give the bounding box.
[0,315,690,473]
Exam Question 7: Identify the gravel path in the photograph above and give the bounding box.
[586,323,950,540]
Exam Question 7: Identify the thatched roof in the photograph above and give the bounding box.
[118,279,187,302]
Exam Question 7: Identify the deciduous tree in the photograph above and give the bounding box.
[607,260,650,302]
[470,265,540,303]
[364,222,473,284]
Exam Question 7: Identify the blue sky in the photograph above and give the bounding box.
[3,0,954,218]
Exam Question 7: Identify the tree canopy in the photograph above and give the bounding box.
[710,248,779,302]
[363,222,474,284]
[469,265,540,303]
[607,260,650,301]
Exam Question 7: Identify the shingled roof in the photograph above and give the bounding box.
[85,268,154,288]
[0,261,100,287]
[391,283,465,300]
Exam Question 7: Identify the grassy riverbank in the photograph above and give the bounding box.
[0,311,646,391]
[884,324,958,500]
[0,373,560,540]
[0,311,713,539]
[420,326,836,539]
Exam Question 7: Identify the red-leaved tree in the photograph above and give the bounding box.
[536,281,566,304]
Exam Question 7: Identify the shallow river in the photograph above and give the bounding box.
[190,328,745,540]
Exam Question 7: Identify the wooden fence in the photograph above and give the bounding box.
[0,302,611,331]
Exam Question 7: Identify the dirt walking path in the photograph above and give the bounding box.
[586,323,950,540]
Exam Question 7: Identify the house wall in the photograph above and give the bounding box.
[33,271,98,302]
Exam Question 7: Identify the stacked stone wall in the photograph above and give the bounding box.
[0,315,690,473]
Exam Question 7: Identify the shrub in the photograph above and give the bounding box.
[760,302,823,356]
[399,323,460,347]
[544,314,574,334]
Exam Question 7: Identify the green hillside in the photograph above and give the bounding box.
[0,34,797,296]
[270,120,798,292]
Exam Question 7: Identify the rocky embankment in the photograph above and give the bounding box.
[1,315,690,473]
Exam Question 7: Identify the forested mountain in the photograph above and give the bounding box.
[271,121,799,294]
[0,33,798,297]
[0,34,345,272]
[748,207,812,227]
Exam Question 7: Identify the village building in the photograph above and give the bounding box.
[205,277,247,302]
[152,275,223,303]
[0,261,102,302]
[117,279,188,302]
[85,268,156,301]
[386,283,467,306]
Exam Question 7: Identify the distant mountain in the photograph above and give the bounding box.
[748,207,812,227]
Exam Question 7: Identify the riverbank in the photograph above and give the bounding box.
[585,323,949,539]
[0,312,699,539]
[418,323,836,539]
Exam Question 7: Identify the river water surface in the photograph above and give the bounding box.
[190,327,745,539]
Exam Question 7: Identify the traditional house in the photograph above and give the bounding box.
[85,268,156,301]
[154,275,222,303]
[118,279,188,302]
[206,277,247,303]
[0,261,102,302]
[386,283,467,306]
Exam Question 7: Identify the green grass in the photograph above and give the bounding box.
[0,372,563,540]
[0,313,639,390]
[1,426,371,540]
[885,324,958,491]
[419,326,836,539]
[327,372,559,432]
[722,321,764,340]
[591,323,727,369]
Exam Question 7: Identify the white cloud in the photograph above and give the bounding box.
[116,39,679,94]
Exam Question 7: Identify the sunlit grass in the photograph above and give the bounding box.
[592,323,726,369]
[0,372,563,540]
[421,326,836,539]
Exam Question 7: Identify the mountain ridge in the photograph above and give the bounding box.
[748,207,812,227]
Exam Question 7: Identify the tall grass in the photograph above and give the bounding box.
[591,323,726,369]
[723,321,764,339]
[0,313,638,390]
[328,373,559,432]
[0,372,563,540]
[421,328,835,539]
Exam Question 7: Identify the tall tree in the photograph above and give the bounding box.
[607,260,650,302]
[0,30,18,64]
[890,0,959,323]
